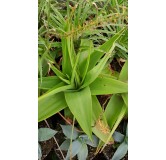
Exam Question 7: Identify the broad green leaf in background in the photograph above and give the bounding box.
[90,76,128,95]
[60,125,78,140]
[77,143,88,160]
[65,87,92,139]
[38,128,57,141]
[112,141,128,160]
[38,92,67,122]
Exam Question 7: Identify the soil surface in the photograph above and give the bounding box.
[39,112,128,160]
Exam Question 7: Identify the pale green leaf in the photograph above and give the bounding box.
[79,135,99,147]
[113,131,125,143]
[66,140,82,160]
[60,125,79,140]
[77,143,88,160]
[60,139,70,151]
[38,128,57,141]
[112,142,128,160]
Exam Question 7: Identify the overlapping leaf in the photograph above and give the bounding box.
[64,87,92,139]
[38,92,67,122]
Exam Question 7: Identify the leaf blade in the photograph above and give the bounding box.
[60,125,79,140]
[65,140,82,160]
[90,76,128,95]
[38,76,61,90]
[91,96,113,143]
[77,143,88,160]
[38,92,67,122]
[38,128,57,141]
[104,95,124,128]
[112,142,128,160]
[88,27,126,71]
[64,87,92,139]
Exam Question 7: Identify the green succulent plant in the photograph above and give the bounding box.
[38,27,127,145]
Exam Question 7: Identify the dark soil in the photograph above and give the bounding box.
[39,112,128,160]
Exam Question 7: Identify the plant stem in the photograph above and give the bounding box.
[44,120,65,160]
[69,117,75,160]
[58,112,84,133]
